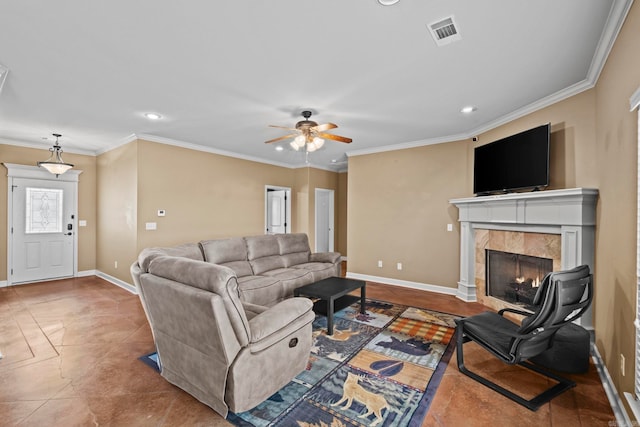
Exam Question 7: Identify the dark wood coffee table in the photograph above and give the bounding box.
[294,277,366,335]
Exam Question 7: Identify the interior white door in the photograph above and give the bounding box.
[267,190,287,234]
[11,178,76,283]
[315,189,334,252]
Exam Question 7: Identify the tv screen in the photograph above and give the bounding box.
[473,123,550,195]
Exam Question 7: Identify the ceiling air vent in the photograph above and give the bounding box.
[428,16,461,46]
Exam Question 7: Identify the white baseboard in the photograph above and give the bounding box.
[95,271,137,294]
[77,269,97,277]
[345,272,458,296]
[592,344,632,426]
[0,280,7,288]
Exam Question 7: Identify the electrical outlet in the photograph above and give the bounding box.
[447,223,453,232]
[621,354,626,376]
[377,260,383,268]
[397,262,402,270]
[114,261,118,269]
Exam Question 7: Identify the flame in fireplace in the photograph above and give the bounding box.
[515,276,541,287]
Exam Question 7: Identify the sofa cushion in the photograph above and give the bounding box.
[277,233,311,267]
[261,268,312,299]
[237,275,282,306]
[291,262,336,281]
[200,238,253,277]
[245,235,285,275]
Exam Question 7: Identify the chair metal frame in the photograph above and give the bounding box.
[455,265,593,411]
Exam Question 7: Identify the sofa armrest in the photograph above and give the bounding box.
[310,252,341,264]
[248,297,314,353]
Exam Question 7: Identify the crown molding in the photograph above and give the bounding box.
[348,0,633,158]
[631,86,640,111]
[0,137,96,156]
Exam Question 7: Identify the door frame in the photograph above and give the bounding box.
[264,185,291,234]
[4,163,82,286]
[314,188,335,252]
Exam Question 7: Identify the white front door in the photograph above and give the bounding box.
[10,177,76,284]
[267,190,287,234]
[315,188,334,252]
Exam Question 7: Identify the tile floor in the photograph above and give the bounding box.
[0,274,615,426]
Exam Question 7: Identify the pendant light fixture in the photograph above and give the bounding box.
[37,133,74,177]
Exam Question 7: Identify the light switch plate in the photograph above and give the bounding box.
[146,222,157,230]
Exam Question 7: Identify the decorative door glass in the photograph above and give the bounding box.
[25,187,63,234]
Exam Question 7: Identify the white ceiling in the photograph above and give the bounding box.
[0,0,631,171]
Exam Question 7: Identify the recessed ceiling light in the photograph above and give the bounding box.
[378,0,400,5]
[145,112,162,120]
[460,106,477,114]
[275,146,284,151]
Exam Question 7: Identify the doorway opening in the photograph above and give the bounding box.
[265,185,291,234]
[315,188,334,252]
[4,163,81,286]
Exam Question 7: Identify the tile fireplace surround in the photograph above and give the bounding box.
[450,188,598,328]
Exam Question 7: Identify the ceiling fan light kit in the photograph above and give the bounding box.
[266,110,351,153]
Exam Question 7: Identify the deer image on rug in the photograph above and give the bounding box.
[331,372,389,427]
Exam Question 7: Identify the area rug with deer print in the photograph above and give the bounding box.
[226,299,460,427]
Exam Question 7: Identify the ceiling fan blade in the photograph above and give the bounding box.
[318,133,352,143]
[265,134,297,144]
[313,123,338,132]
[268,125,298,131]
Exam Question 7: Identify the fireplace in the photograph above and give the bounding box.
[486,249,553,310]
[450,188,598,329]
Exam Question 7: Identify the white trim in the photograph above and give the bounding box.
[135,133,301,169]
[95,271,137,294]
[345,271,458,296]
[3,163,82,181]
[94,133,138,155]
[589,0,635,84]
[0,138,96,156]
[265,185,292,234]
[592,345,634,427]
[77,269,97,277]
[348,0,634,160]
[4,163,82,286]
[314,188,335,252]
[0,279,6,287]
[631,86,640,111]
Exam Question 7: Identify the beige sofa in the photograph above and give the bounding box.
[130,233,341,416]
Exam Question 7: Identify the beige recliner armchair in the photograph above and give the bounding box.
[131,251,315,417]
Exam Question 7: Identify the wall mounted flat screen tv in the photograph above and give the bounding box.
[473,123,550,196]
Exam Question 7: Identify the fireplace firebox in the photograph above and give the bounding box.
[486,249,553,310]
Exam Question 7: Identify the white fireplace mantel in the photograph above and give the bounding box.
[450,188,598,328]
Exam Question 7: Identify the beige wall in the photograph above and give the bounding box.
[346,1,640,417]
[0,144,97,281]
[347,140,470,287]
[337,172,348,256]
[94,139,346,284]
[477,89,597,190]
[593,0,640,414]
[96,142,139,282]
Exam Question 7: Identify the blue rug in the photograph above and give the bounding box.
[140,299,459,427]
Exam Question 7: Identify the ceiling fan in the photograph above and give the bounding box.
[265,110,352,152]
